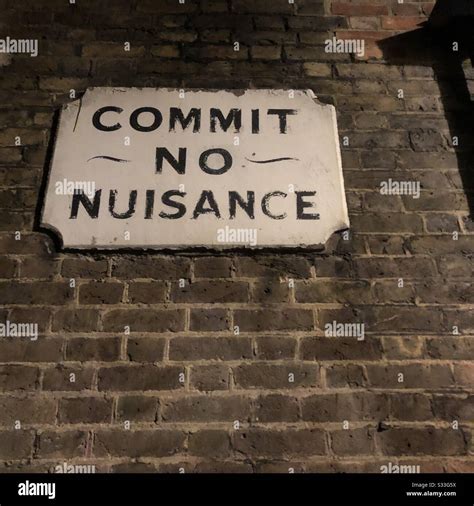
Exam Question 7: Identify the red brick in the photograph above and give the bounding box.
[332,3,388,16]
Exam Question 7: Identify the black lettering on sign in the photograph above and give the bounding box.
[261,191,287,220]
[169,108,201,132]
[296,191,319,220]
[267,109,297,134]
[130,107,163,132]
[229,191,255,219]
[92,107,122,132]
[70,190,102,219]
[199,148,233,175]
[160,190,187,219]
[109,190,137,219]
[193,190,221,219]
[210,108,242,133]
[156,147,187,174]
[145,190,155,219]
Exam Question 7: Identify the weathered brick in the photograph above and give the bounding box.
[0,396,56,425]
[381,16,427,30]
[19,257,60,279]
[43,366,94,391]
[382,336,424,360]
[169,337,253,361]
[189,308,230,331]
[190,364,230,391]
[367,236,409,255]
[0,256,17,277]
[66,337,121,362]
[303,62,332,77]
[235,256,311,278]
[389,393,433,421]
[453,364,474,387]
[416,282,474,304]
[302,392,389,422]
[98,365,184,391]
[0,338,63,363]
[137,0,197,13]
[325,364,367,388]
[188,430,230,457]
[251,46,282,60]
[256,336,296,360]
[37,431,88,458]
[300,337,383,361]
[82,42,145,57]
[127,281,167,304]
[150,45,180,58]
[437,254,473,277]
[354,257,436,278]
[171,280,249,303]
[117,396,157,422]
[162,395,251,422]
[0,430,35,458]
[253,394,299,422]
[234,363,319,389]
[94,429,186,457]
[378,428,466,456]
[184,45,249,61]
[0,281,74,304]
[193,257,232,278]
[233,429,326,457]
[79,282,124,304]
[233,0,294,14]
[432,394,474,421]
[314,257,352,277]
[405,183,469,206]
[332,2,388,16]
[426,337,474,360]
[102,309,185,332]
[0,365,38,391]
[351,213,423,233]
[110,461,157,473]
[111,257,191,279]
[251,279,291,303]
[52,309,100,332]
[127,338,166,362]
[444,310,474,335]
[234,309,314,331]
[374,281,415,304]
[58,397,113,424]
[366,364,455,389]
[296,0,325,16]
[296,280,373,304]
[331,428,375,455]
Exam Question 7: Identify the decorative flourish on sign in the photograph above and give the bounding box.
[87,156,131,163]
[245,157,299,164]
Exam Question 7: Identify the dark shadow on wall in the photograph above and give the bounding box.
[378,0,474,217]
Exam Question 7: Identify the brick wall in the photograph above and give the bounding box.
[0,0,473,473]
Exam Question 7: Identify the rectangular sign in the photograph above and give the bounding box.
[41,88,349,249]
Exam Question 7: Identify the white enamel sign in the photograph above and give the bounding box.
[41,88,349,249]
